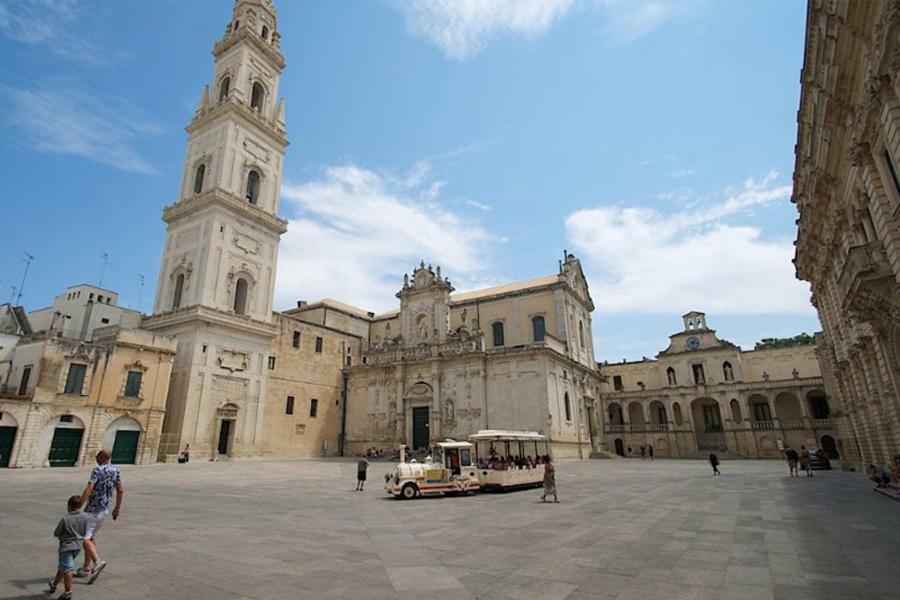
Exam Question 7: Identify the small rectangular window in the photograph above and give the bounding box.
[613,375,623,391]
[346,356,352,366]
[268,356,276,370]
[315,337,323,353]
[60,415,74,423]
[285,395,294,415]
[18,365,32,395]
[492,322,505,347]
[101,317,110,324]
[309,398,318,417]
[64,363,87,395]
[123,371,142,398]
[292,331,301,348]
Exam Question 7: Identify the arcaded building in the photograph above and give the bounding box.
[598,313,833,459]
[793,1,900,470]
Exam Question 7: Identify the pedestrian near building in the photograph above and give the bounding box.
[784,446,799,477]
[356,457,369,491]
[799,445,813,477]
[648,444,654,460]
[640,445,646,460]
[709,452,720,475]
[75,450,123,582]
[540,457,558,503]
[48,495,89,599]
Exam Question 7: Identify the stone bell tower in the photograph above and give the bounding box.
[143,0,288,461]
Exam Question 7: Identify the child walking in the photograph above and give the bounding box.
[49,495,89,599]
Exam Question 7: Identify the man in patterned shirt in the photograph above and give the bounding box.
[74,449,124,583]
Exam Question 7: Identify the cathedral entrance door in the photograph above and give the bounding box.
[218,419,233,456]
[412,407,430,451]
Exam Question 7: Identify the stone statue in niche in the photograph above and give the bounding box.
[444,398,455,424]
[417,315,429,340]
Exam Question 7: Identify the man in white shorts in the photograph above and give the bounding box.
[75,449,124,584]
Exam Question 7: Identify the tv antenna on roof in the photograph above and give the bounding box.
[98,252,113,288]
[15,252,33,307]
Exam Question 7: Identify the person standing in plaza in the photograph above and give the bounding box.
[648,444,654,460]
[784,446,799,477]
[540,457,558,503]
[48,495,89,599]
[708,452,720,475]
[799,445,813,477]
[640,445,646,460]
[356,457,369,491]
[75,449,123,582]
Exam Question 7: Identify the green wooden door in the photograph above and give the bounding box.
[111,430,140,465]
[0,427,16,467]
[48,428,84,467]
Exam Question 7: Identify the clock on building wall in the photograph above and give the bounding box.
[686,336,701,350]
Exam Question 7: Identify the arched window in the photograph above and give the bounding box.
[245,170,260,204]
[193,164,205,194]
[172,273,184,310]
[250,82,264,112]
[723,361,734,382]
[492,321,505,347]
[233,277,249,315]
[564,392,572,422]
[261,25,269,40]
[218,77,230,102]
[666,367,677,386]
[578,320,585,348]
[532,315,545,342]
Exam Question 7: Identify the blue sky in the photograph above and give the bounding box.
[0,0,820,361]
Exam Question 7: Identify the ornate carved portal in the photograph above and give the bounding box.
[404,382,433,450]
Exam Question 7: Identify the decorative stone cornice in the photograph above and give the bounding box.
[142,305,279,338]
[213,28,286,70]
[162,188,288,235]
[187,97,288,148]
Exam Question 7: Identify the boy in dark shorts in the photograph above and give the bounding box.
[356,457,369,491]
[49,495,89,599]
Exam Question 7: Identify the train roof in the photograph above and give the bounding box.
[469,430,548,442]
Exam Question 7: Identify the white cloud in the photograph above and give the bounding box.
[671,168,695,178]
[600,0,705,43]
[1,85,161,174]
[0,0,112,66]
[393,0,705,59]
[277,164,496,313]
[566,171,813,315]
[394,0,575,60]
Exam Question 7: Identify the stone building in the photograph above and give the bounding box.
[0,326,176,468]
[143,0,290,462]
[598,313,833,458]
[333,255,604,459]
[793,1,900,470]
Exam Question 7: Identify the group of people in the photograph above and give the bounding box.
[476,454,548,470]
[49,449,124,600]
[783,444,818,477]
[868,456,900,495]
[363,447,386,459]
[639,444,655,460]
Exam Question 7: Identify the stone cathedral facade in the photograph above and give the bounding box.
[793,0,900,471]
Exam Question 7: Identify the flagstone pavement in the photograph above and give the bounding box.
[1,458,898,600]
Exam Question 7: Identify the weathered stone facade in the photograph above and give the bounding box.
[598,313,833,459]
[338,255,603,459]
[0,327,176,468]
[143,0,289,462]
[793,1,900,470]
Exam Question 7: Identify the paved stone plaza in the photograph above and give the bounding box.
[1,459,898,600]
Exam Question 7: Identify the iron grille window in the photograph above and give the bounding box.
[268,356,276,370]
[285,396,294,415]
[292,331,300,348]
[315,336,323,353]
[309,398,318,418]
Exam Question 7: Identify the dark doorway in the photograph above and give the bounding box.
[821,435,839,459]
[614,438,625,456]
[111,430,140,465]
[412,406,429,450]
[49,428,84,467]
[0,426,16,467]
[218,419,233,455]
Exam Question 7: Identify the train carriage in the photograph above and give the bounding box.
[469,430,550,492]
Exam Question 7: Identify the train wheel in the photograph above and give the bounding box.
[401,483,418,499]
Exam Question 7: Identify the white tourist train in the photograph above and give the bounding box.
[469,430,549,492]
[384,441,481,499]
[384,430,550,499]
